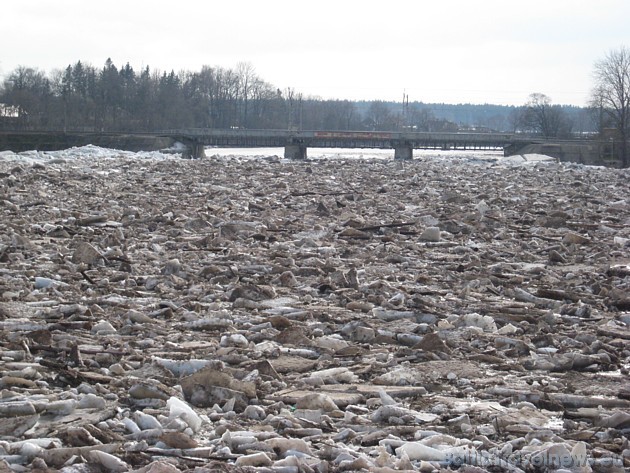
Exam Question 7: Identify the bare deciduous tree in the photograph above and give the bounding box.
[523,93,571,138]
[591,46,630,167]
[365,101,394,130]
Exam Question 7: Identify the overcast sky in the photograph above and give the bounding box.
[2,0,629,106]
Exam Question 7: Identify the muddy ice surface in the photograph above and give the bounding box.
[0,147,629,472]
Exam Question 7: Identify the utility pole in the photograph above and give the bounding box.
[298,93,303,130]
[401,91,409,130]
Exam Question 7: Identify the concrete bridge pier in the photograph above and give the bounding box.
[394,145,413,160]
[190,141,206,159]
[181,139,206,159]
[285,144,307,160]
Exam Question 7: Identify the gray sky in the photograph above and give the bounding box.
[2,0,629,106]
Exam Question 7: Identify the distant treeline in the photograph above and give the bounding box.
[0,59,597,134]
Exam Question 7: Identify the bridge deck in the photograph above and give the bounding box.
[162,129,533,150]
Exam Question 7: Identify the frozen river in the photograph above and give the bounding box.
[0,144,627,472]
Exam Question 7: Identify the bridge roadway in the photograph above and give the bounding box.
[160,129,540,159]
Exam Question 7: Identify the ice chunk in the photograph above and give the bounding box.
[395,442,447,461]
[167,397,202,433]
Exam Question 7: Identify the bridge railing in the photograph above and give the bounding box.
[159,128,525,142]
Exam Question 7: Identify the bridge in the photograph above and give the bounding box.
[0,129,606,164]
[161,129,539,159]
